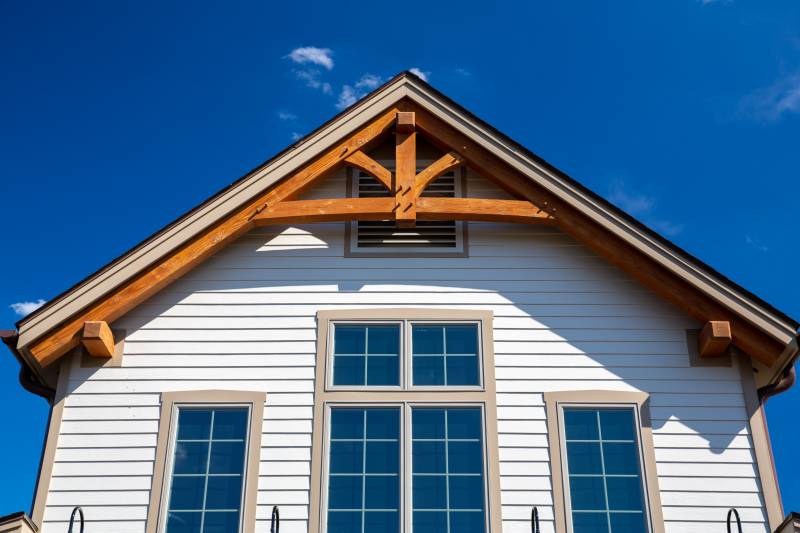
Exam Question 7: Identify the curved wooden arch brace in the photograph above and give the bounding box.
[414,151,464,197]
[344,151,392,191]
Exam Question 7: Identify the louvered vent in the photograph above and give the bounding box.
[352,170,463,251]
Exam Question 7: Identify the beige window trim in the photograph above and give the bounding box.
[544,390,665,533]
[310,309,501,533]
[146,390,266,533]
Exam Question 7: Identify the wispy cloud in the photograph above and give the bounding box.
[740,72,800,122]
[607,180,684,237]
[291,132,302,141]
[455,67,472,77]
[10,299,46,317]
[286,47,334,70]
[292,68,332,94]
[409,67,430,82]
[277,111,297,121]
[745,235,769,252]
[337,74,384,110]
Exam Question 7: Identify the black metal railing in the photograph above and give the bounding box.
[531,506,540,533]
[67,506,84,533]
[271,505,280,533]
[727,507,743,533]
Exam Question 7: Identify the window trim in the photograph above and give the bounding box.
[146,390,266,533]
[312,309,500,533]
[544,390,665,533]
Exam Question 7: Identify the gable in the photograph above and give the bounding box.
[9,72,798,390]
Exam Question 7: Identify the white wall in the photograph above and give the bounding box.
[40,170,768,533]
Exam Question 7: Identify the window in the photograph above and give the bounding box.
[312,309,501,533]
[544,391,666,533]
[332,324,401,386]
[346,166,466,255]
[328,321,482,390]
[147,391,266,533]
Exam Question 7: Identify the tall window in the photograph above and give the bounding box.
[544,391,666,533]
[313,310,500,533]
[146,391,265,533]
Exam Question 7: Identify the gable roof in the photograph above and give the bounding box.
[9,71,799,389]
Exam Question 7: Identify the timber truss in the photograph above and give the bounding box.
[24,98,785,369]
[249,111,555,227]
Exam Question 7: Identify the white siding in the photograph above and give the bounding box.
[40,173,767,533]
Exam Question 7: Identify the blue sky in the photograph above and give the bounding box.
[2,0,800,520]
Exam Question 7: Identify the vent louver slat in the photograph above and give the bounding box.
[355,171,459,249]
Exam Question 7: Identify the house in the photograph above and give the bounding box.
[3,72,798,533]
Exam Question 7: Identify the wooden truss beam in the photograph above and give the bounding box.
[417,198,554,224]
[415,151,464,197]
[404,99,783,365]
[28,107,400,367]
[344,151,392,191]
[395,122,417,227]
[698,320,732,358]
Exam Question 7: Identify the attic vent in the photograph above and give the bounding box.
[348,168,465,254]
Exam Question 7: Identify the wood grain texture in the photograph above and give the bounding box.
[252,198,395,224]
[405,99,783,365]
[343,151,392,191]
[81,321,114,358]
[28,107,400,367]
[395,130,416,227]
[414,151,464,196]
[416,197,555,224]
[699,320,732,357]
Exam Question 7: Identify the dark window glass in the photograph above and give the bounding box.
[327,408,401,533]
[563,407,648,532]
[333,325,400,386]
[165,407,249,533]
[412,408,485,533]
[412,324,480,386]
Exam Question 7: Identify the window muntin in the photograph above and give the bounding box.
[411,324,480,386]
[327,408,401,533]
[165,407,250,533]
[332,324,401,386]
[412,407,486,533]
[562,407,648,533]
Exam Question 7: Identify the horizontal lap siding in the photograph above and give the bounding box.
[41,215,765,533]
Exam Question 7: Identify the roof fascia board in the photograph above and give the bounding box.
[402,79,797,345]
[16,81,411,349]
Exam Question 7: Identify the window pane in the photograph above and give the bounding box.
[203,511,239,533]
[177,410,212,440]
[562,407,648,532]
[333,325,399,386]
[209,441,245,474]
[327,408,400,533]
[599,409,636,441]
[412,324,480,386]
[167,512,202,533]
[205,475,243,509]
[212,409,248,440]
[571,512,609,533]
[166,407,249,533]
[412,407,485,533]
[173,442,208,474]
[412,326,443,354]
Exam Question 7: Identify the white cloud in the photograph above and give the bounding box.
[10,299,46,317]
[745,235,769,252]
[740,73,800,122]
[337,74,384,110]
[291,132,302,141]
[409,67,430,82]
[292,69,333,94]
[455,67,471,77]
[277,111,297,121]
[607,180,684,237]
[286,47,334,70]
